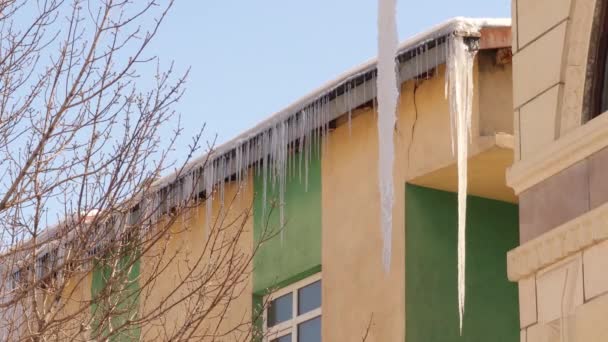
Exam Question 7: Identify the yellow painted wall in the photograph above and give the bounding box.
[322,56,513,340]
[511,0,599,162]
[42,178,253,341]
[322,102,406,341]
[138,177,254,341]
[58,271,93,339]
[405,63,478,179]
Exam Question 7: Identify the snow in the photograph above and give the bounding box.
[376,0,399,273]
[445,35,476,335]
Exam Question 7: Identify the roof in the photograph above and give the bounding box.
[2,17,512,272]
[154,17,511,190]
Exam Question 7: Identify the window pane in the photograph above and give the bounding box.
[297,316,321,342]
[298,280,321,315]
[268,293,292,327]
[271,333,292,342]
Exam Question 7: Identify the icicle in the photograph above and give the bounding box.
[445,34,476,335]
[289,120,295,180]
[235,143,242,185]
[415,47,419,78]
[363,75,368,104]
[262,132,269,221]
[322,96,328,153]
[298,110,305,184]
[435,40,439,79]
[204,161,215,236]
[241,142,248,188]
[195,170,200,221]
[315,100,321,158]
[346,82,353,135]
[183,170,193,203]
[376,0,399,273]
[325,96,331,150]
[220,156,226,206]
[304,107,310,192]
[277,121,287,243]
[152,191,160,224]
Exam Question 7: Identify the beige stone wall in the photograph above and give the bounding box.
[512,0,571,162]
[517,241,608,341]
[511,0,604,165]
[511,2,608,339]
[517,144,608,243]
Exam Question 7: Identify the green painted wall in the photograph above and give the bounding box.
[253,149,322,294]
[91,250,141,341]
[405,184,519,342]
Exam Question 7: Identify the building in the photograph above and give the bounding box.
[76,17,517,341]
[508,0,608,340]
[7,0,608,340]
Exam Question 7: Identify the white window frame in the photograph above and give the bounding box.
[263,273,322,342]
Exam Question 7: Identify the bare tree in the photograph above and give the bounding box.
[0,1,273,341]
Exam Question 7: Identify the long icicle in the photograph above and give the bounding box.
[377,0,399,273]
[446,35,476,335]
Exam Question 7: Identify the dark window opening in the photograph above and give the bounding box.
[591,0,608,119]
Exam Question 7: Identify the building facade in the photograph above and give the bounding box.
[9,1,608,339]
[508,0,608,341]
[133,18,518,341]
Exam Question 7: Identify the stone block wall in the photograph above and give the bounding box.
[517,241,608,341]
[511,0,603,162]
[511,0,571,162]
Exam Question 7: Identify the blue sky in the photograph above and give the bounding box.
[150,1,510,163]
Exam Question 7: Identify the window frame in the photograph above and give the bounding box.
[263,273,322,342]
[590,0,608,119]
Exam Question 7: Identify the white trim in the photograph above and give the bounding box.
[263,273,322,342]
[507,111,608,194]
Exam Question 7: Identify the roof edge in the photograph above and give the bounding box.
[157,17,511,188]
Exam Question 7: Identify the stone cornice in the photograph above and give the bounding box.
[507,113,608,194]
[507,201,608,281]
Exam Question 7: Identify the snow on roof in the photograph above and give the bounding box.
[155,17,510,189]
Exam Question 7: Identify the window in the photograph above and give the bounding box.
[591,0,608,118]
[264,274,321,342]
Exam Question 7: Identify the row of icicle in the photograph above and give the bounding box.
[140,10,476,333]
[145,78,378,239]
